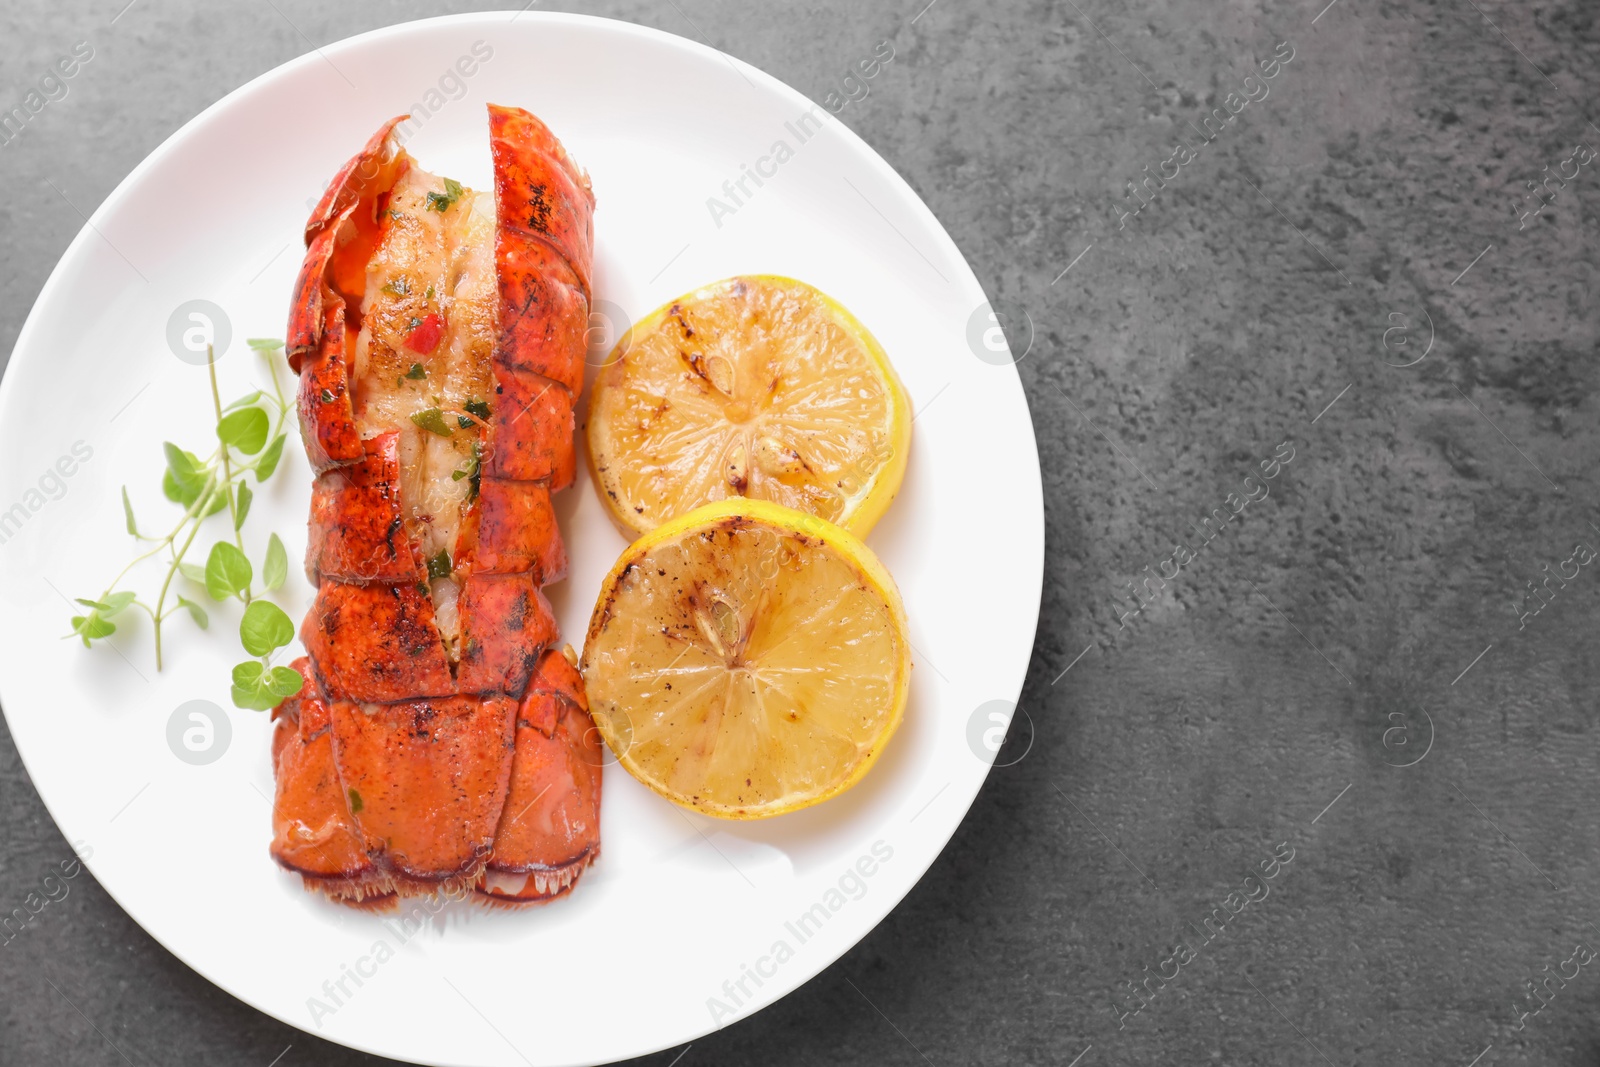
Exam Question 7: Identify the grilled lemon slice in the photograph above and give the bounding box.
[581,499,910,819]
[587,275,910,536]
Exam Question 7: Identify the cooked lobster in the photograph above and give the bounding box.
[269,106,601,908]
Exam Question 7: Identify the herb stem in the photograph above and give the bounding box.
[96,470,217,610]
[263,345,289,414]
[153,483,214,671]
[205,344,251,604]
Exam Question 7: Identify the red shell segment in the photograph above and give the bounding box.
[296,303,362,472]
[456,573,559,697]
[478,649,601,904]
[494,232,590,395]
[301,581,455,704]
[269,660,385,895]
[306,431,422,585]
[329,694,518,881]
[485,367,575,488]
[488,105,595,297]
[471,476,567,583]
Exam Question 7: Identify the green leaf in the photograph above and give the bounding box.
[230,660,281,711]
[463,397,491,421]
[74,592,135,616]
[456,413,474,429]
[223,390,265,412]
[404,362,427,380]
[459,441,482,501]
[234,480,252,529]
[255,434,287,482]
[204,541,253,601]
[239,599,294,657]
[100,591,136,616]
[232,688,282,712]
[231,660,299,710]
[382,277,411,297]
[176,595,209,630]
[70,615,116,643]
[121,487,138,537]
[268,666,304,699]
[247,338,284,352]
[164,441,196,481]
[263,533,288,591]
[163,443,206,506]
[178,561,208,585]
[347,787,364,813]
[232,687,278,713]
[426,549,452,580]
[451,443,481,484]
[217,407,270,455]
[161,469,185,505]
[425,177,464,212]
[410,408,454,437]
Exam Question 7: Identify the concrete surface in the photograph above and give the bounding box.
[3,0,1599,1064]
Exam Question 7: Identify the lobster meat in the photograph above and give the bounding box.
[269,106,601,908]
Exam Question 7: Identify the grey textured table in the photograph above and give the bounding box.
[4,1,1598,1064]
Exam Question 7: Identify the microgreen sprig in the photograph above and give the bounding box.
[72,339,304,711]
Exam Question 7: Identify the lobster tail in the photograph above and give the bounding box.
[271,107,600,908]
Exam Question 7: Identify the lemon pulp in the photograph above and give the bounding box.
[587,276,910,536]
[582,499,910,819]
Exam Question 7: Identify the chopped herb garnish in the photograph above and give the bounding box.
[410,408,454,437]
[319,389,334,404]
[426,549,453,580]
[451,444,480,485]
[425,177,464,213]
[425,285,435,300]
[382,277,411,297]
[407,317,422,331]
[457,414,474,429]
[463,397,491,421]
[404,362,427,380]
[347,788,364,814]
[450,442,483,501]
[416,581,430,597]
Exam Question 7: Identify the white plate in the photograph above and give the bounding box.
[0,12,1042,1066]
